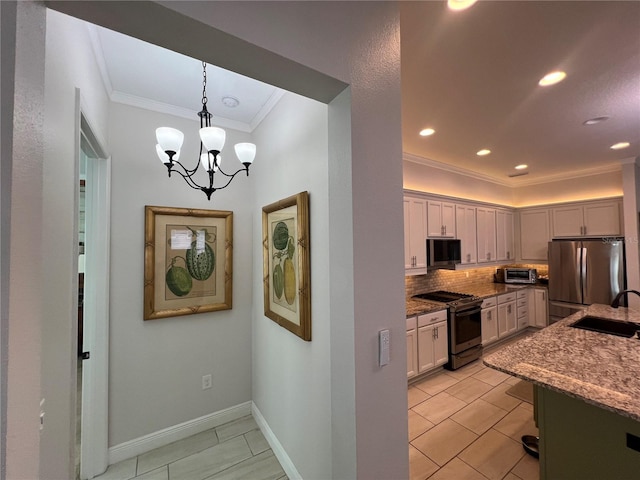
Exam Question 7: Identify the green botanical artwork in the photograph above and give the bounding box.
[271,218,297,312]
[165,225,216,299]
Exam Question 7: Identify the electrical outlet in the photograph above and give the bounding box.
[202,374,212,390]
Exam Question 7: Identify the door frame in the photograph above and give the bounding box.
[76,90,110,479]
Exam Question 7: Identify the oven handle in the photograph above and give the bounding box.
[453,306,482,317]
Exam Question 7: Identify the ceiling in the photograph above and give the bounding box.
[88,1,639,185]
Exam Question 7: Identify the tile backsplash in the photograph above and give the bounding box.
[405,264,548,297]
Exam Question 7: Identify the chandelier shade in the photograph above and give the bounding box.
[155,127,184,155]
[200,127,226,153]
[234,143,257,165]
[154,62,256,201]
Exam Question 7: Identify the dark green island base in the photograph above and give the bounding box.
[484,304,640,479]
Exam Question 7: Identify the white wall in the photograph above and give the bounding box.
[41,9,111,478]
[405,156,623,208]
[404,158,515,205]
[3,2,45,478]
[108,102,254,445]
[251,92,332,479]
[513,170,622,207]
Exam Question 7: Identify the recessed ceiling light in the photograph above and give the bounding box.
[583,116,610,125]
[515,164,528,170]
[610,142,630,150]
[447,0,478,11]
[476,149,491,156]
[538,71,567,87]
[419,128,435,137]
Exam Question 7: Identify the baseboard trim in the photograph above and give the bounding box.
[251,402,301,480]
[108,401,252,465]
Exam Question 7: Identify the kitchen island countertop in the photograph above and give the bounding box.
[484,304,640,422]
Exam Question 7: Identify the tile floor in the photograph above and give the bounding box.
[409,336,539,480]
[93,336,536,480]
[94,415,287,480]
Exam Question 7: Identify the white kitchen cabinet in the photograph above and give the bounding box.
[533,287,548,328]
[477,207,497,263]
[516,288,529,331]
[404,196,428,275]
[496,210,514,261]
[519,208,551,261]
[552,200,622,238]
[406,317,418,378]
[456,204,477,265]
[427,200,456,238]
[481,296,498,345]
[497,292,517,338]
[417,310,448,373]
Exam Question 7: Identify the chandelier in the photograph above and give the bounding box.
[155,62,256,200]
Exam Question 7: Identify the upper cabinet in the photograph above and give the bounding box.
[476,207,497,263]
[551,200,622,238]
[519,208,551,262]
[456,205,477,265]
[496,210,514,261]
[427,201,456,238]
[404,196,428,275]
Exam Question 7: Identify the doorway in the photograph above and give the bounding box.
[77,108,111,480]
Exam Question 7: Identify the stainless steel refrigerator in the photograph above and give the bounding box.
[548,239,626,323]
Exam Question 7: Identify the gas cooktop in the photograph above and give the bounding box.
[412,290,482,310]
[413,290,475,303]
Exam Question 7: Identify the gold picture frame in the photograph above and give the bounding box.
[262,192,311,340]
[144,205,233,320]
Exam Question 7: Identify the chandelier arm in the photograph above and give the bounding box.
[171,158,201,177]
[210,166,250,191]
[169,166,207,191]
[214,162,250,179]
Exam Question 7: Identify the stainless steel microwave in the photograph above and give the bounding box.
[426,239,461,270]
[504,267,537,284]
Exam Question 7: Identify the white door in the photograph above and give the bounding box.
[417,325,435,373]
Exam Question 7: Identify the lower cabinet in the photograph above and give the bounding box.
[517,288,530,331]
[481,297,498,345]
[533,287,549,328]
[406,319,418,378]
[407,309,448,379]
[497,292,517,338]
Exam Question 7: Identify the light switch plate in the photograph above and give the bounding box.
[379,329,390,366]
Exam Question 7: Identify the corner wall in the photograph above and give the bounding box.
[251,92,332,478]
[108,102,254,446]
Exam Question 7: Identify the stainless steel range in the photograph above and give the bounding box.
[413,290,483,370]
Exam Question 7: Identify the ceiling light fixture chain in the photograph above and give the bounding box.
[155,61,257,201]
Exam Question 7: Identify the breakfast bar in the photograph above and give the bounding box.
[484,304,640,479]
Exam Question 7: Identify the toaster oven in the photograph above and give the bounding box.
[504,267,537,284]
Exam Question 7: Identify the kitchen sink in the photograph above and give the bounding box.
[570,316,639,338]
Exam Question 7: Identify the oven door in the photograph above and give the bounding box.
[450,305,482,353]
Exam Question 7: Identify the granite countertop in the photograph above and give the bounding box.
[484,304,640,422]
[406,282,547,317]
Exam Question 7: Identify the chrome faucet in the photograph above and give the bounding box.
[610,289,640,308]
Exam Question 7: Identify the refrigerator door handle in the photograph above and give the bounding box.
[581,247,587,296]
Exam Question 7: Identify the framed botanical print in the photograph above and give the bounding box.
[262,192,311,340]
[144,205,233,320]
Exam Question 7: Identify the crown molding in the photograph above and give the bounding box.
[86,23,113,96]
[250,89,285,131]
[403,152,623,187]
[403,153,512,187]
[110,91,252,133]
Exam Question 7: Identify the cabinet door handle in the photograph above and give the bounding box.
[467,253,471,263]
[507,251,510,259]
[488,311,491,320]
[508,305,512,314]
